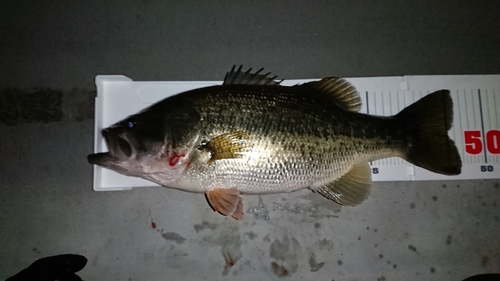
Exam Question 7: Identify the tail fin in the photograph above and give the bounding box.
[396,90,462,175]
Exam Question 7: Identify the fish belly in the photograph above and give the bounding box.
[178,136,371,195]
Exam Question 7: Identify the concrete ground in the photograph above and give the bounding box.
[1,1,499,280]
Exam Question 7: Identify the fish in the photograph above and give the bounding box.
[88,66,462,220]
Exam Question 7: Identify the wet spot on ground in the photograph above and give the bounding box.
[193,221,217,233]
[481,256,490,268]
[408,245,417,253]
[0,88,95,125]
[269,233,300,275]
[244,231,257,240]
[161,232,186,243]
[308,252,325,272]
[271,262,289,277]
[0,88,63,125]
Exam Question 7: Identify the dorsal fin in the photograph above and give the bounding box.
[296,77,362,112]
[223,65,282,86]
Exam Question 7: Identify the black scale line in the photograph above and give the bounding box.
[365,91,369,114]
[441,90,452,168]
[478,89,488,163]
[366,91,373,166]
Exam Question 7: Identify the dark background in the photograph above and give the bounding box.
[1,1,499,280]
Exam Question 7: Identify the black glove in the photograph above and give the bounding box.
[6,254,87,281]
[462,274,500,281]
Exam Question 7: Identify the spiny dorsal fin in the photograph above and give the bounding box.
[315,162,372,206]
[223,65,282,86]
[296,77,362,112]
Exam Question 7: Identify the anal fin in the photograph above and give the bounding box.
[317,162,372,206]
[206,188,244,220]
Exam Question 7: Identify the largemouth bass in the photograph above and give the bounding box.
[88,66,462,220]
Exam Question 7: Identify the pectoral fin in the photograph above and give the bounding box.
[316,162,372,206]
[206,188,244,220]
[202,131,250,163]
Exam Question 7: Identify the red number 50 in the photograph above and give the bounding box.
[464,130,500,154]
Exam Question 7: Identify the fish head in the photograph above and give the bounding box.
[87,114,175,179]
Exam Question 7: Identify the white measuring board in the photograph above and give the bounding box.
[92,75,500,191]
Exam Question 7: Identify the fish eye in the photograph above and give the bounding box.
[126,118,136,129]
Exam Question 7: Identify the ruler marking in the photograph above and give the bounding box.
[381,91,385,115]
[464,90,470,130]
[478,89,488,163]
[493,89,499,163]
[485,90,492,164]
[397,90,400,112]
[467,90,475,164]
[451,91,457,151]
[471,90,477,163]
[491,90,498,164]
[365,91,369,114]
[485,89,490,129]
[490,89,497,128]
[441,89,452,169]
[366,91,372,165]
[388,91,392,115]
[493,89,499,129]
[395,92,399,166]
[460,90,471,164]
[397,90,403,166]
[471,89,477,129]
[484,89,493,131]
[384,91,387,115]
[495,91,499,164]
[396,90,407,165]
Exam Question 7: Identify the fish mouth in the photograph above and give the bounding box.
[87,128,136,165]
